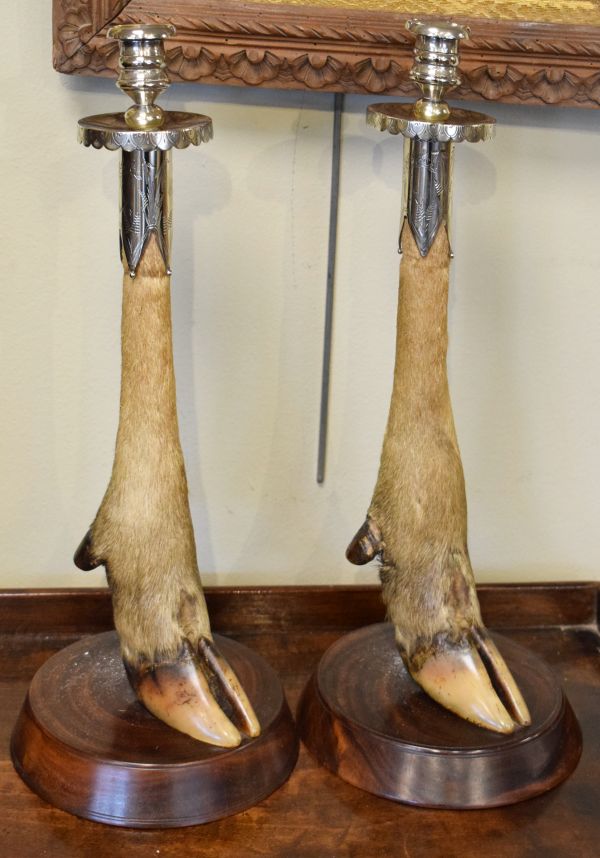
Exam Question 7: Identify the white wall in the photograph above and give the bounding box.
[1,2,599,588]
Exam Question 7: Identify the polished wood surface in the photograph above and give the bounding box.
[1,584,599,856]
[298,624,581,808]
[11,632,298,827]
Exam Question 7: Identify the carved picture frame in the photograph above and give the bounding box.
[53,1,600,108]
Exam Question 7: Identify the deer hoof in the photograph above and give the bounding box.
[346,518,383,565]
[126,638,260,747]
[73,530,102,571]
[408,631,531,734]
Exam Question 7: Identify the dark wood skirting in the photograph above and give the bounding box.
[1,581,597,635]
[53,1,600,108]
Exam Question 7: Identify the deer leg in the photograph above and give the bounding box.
[347,225,530,734]
[75,237,259,747]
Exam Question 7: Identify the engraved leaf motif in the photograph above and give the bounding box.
[429,153,446,197]
[411,198,441,254]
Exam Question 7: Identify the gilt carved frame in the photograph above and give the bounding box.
[53,1,600,108]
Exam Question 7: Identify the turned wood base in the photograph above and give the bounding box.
[11,631,298,828]
[297,623,582,809]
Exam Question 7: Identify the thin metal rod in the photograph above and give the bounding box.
[317,92,344,484]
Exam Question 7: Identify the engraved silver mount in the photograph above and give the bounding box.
[77,24,213,276]
[367,19,495,257]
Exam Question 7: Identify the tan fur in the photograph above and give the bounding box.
[367,224,482,662]
[87,237,210,665]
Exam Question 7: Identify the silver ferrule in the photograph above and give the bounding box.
[401,137,452,257]
[121,149,172,276]
[78,24,213,276]
[366,19,495,258]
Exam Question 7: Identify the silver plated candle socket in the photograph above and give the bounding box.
[78,24,213,275]
[367,20,495,257]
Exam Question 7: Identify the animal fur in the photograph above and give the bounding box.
[84,237,211,667]
[354,224,482,668]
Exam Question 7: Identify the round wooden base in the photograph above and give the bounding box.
[298,623,582,809]
[11,631,298,828]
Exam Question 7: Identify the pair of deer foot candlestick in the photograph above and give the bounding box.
[11,21,581,826]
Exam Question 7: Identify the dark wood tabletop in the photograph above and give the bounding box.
[1,584,599,858]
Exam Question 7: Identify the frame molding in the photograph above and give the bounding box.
[53,1,600,108]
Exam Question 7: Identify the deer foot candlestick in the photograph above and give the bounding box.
[72,24,259,749]
[346,21,530,735]
[11,25,298,827]
[298,21,581,808]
